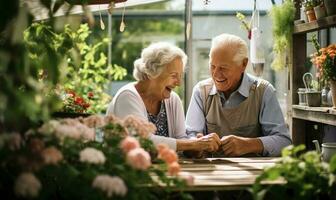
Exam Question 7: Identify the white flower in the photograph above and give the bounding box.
[14,173,41,198]
[0,133,22,150]
[38,120,60,135]
[79,147,106,164]
[92,175,127,197]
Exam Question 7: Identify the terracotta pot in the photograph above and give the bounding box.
[306,9,317,22]
[330,80,336,109]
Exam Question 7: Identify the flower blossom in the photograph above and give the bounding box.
[29,138,45,153]
[92,175,127,197]
[120,136,140,154]
[41,146,63,165]
[80,147,106,165]
[168,161,180,176]
[82,115,106,128]
[14,173,41,198]
[157,145,178,164]
[0,133,22,151]
[126,148,151,170]
[123,115,156,138]
[38,120,60,135]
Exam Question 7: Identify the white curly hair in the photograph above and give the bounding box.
[133,42,187,81]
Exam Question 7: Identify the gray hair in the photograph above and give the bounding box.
[210,33,248,65]
[133,42,187,81]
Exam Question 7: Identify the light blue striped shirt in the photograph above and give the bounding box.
[185,73,292,156]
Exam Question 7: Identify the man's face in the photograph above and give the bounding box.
[209,47,247,93]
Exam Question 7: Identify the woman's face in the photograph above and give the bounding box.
[151,57,183,100]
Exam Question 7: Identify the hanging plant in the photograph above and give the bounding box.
[269,0,295,71]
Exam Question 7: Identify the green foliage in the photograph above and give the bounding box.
[302,0,321,10]
[1,19,70,132]
[252,145,335,200]
[268,0,295,71]
[24,23,127,114]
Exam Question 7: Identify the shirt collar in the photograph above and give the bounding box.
[209,72,251,98]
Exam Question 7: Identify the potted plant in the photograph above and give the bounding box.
[313,0,327,19]
[268,0,295,71]
[303,0,317,22]
[310,43,336,108]
[252,145,336,200]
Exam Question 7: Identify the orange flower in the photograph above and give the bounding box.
[310,43,336,81]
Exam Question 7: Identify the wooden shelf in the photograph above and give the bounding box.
[294,14,336,34]
[292,105,336,126]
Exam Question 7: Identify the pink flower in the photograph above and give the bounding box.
[120,136,140,154]
[80,147,106,165]
[41,146,63,165]
[158,147,178,164]
[156,143,169,153]
[92,175,127,197]
[168,161,180,176]
[126,148,151,170]
[7,133,22,151]
[123,115,156,138]
[82,115,106,128]
[14,173,41,198]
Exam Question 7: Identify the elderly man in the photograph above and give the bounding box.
[186,33,291,157]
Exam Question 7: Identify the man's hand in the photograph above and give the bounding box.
[220,135,263,156]
[197,132,221,152]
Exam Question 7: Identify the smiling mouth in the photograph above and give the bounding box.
[215,79,226,83]
[165,87,174,92]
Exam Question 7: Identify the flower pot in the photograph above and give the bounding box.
[300,6,308,22]
[330,80,336,109]
[306,91,321,107]
[52,112,91,118]
[314,5,327,19]
[298,88,307,106]
[306,9,317,22]
[324,0,336,16]
[65,0,126,5]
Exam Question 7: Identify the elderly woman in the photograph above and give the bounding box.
[107,42,220,152]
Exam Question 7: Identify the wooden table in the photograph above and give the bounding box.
[178,157,284,191]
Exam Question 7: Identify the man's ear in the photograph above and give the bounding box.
[241,58,248,71]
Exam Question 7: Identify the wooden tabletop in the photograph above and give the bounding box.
[177,157,284,191]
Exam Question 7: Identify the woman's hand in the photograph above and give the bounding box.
[197,133,221,152]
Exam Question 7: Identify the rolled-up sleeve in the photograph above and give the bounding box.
[258,85,292,156]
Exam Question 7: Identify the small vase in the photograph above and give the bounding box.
[324,0,336,16]
[306,9,317,22]
[314,5,327,19]
[330,80,336,109]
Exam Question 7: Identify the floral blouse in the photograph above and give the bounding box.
[147,101,169,137]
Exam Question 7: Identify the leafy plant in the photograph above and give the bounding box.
[24,23,127,114]
[252,145,336,200]
[268,0,295,71]
[236,12,252,39]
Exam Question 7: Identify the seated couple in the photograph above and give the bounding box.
[107,33,292,157]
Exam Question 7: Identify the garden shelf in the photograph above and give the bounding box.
[293,14,336,34]
[292,105,336,126]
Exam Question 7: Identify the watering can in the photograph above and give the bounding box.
[313,140,336,162]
